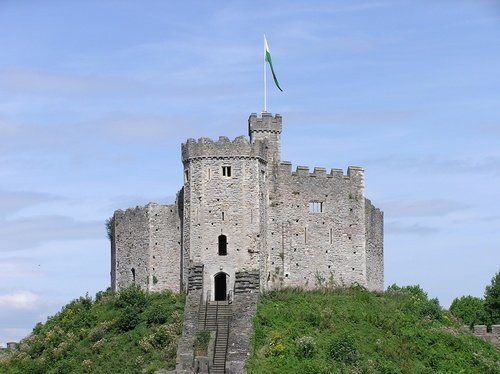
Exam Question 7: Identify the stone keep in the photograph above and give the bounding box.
[111,112,383,298]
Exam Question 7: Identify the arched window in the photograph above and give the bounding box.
[131,268,136,283]
[218,235,227,256]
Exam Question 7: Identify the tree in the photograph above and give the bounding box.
[449,295,488,327]
[105,216,114,242]
[484,271,500,324]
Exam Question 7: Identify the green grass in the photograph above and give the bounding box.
[247,285,500,374]
[0,286,185,374]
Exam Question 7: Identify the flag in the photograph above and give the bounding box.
[264,36,283,92]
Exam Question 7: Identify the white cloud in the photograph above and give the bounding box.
[0,69,144,97]
[0,291,40,310]
[381,199,468,218]
[0,215,103,251]
[0,263,39,279]
[0,190,60,218]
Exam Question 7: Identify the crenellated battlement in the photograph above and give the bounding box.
[248,112,282,135]
[278,161,364,180]
[472,325,500,346]
[181,135,268,162]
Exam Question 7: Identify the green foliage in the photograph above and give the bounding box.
[115,284,147,310]
[450,295,489,326]
[295,336,315,358]
[247,286,500,374]
[484,271,500,324]
[105,216,114,242]
[328,333,358,364]
[116,306,141,332]
[0,287,185,374]
[194,330,211,355]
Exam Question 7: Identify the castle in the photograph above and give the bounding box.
[111,112,384,299]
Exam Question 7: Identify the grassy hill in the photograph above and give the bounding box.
[2,285,499,374]
[246,286,500,374]
[0,287,184,374]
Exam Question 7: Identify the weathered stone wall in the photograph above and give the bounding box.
[111,111,384,298]
[265,163,368,290]
[472,325,500,346]
[148,203,182,293]
[113,206,150,290]
[365,198,384,291]
[113,203,181,292]
[181,136,267,299]
[248,112,282,164]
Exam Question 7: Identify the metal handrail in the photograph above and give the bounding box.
[204,290,211,329]
[224,316,230,372]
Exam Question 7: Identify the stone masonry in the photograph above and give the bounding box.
[111,112,384,296]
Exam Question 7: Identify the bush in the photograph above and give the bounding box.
[115,285,147,310]
[295,336,315,358]
[450,295,489,326]
[484,271,500,324]
[328,333,358,364]
[194,330,211,355]
[145,303,169,325]
[116,306,141,332]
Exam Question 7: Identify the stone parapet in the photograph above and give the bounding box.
[181,136,267,163]
[471,325,500,346]
[279,162,364,182]
[248,112,282,134]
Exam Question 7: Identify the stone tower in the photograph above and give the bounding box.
[111,112,383,298]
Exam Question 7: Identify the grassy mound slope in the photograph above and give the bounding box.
[247,286,500,374]
[0,286,184,374]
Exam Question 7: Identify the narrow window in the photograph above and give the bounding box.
[304,227,307,243]
[218,235,227,256]
[184,169,189,182]
[208,168,211,180]
[131,268,136,283]
[329,228,333,244]
[222,166,232,177]
[222,212,225,221]
[309,201,323,213]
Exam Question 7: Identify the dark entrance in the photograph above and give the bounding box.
[214,272,227,301]
[218,235,227,256]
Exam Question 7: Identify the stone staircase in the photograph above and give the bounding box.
[199,301,232,373]
[173,269,259,374]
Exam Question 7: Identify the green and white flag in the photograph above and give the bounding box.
[264,36,283,92]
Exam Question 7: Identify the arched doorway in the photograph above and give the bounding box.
[214,272,228,301]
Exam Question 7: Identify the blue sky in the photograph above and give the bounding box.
[1,0,500,345]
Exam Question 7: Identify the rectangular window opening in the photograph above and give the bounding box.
[309,201,323,213]
[222,166,232,177]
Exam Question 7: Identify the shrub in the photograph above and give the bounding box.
[295,336,315,358]
[145,303,169,325]
[328,333,358,364]
[264,331,286,357]
[115,285,147,310]
[194,330,211,355]
[450,295,489,326]
[484,271,500,324]
[116,306,141,332]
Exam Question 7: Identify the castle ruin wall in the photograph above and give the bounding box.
[365,198,384,291]
[113,203,181,292]
[265,163,369,290]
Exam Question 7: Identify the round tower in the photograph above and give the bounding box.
[181,135,268,300]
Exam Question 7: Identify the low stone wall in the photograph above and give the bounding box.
[472,325,500,346]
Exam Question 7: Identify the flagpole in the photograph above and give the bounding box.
[263,34,267,112]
